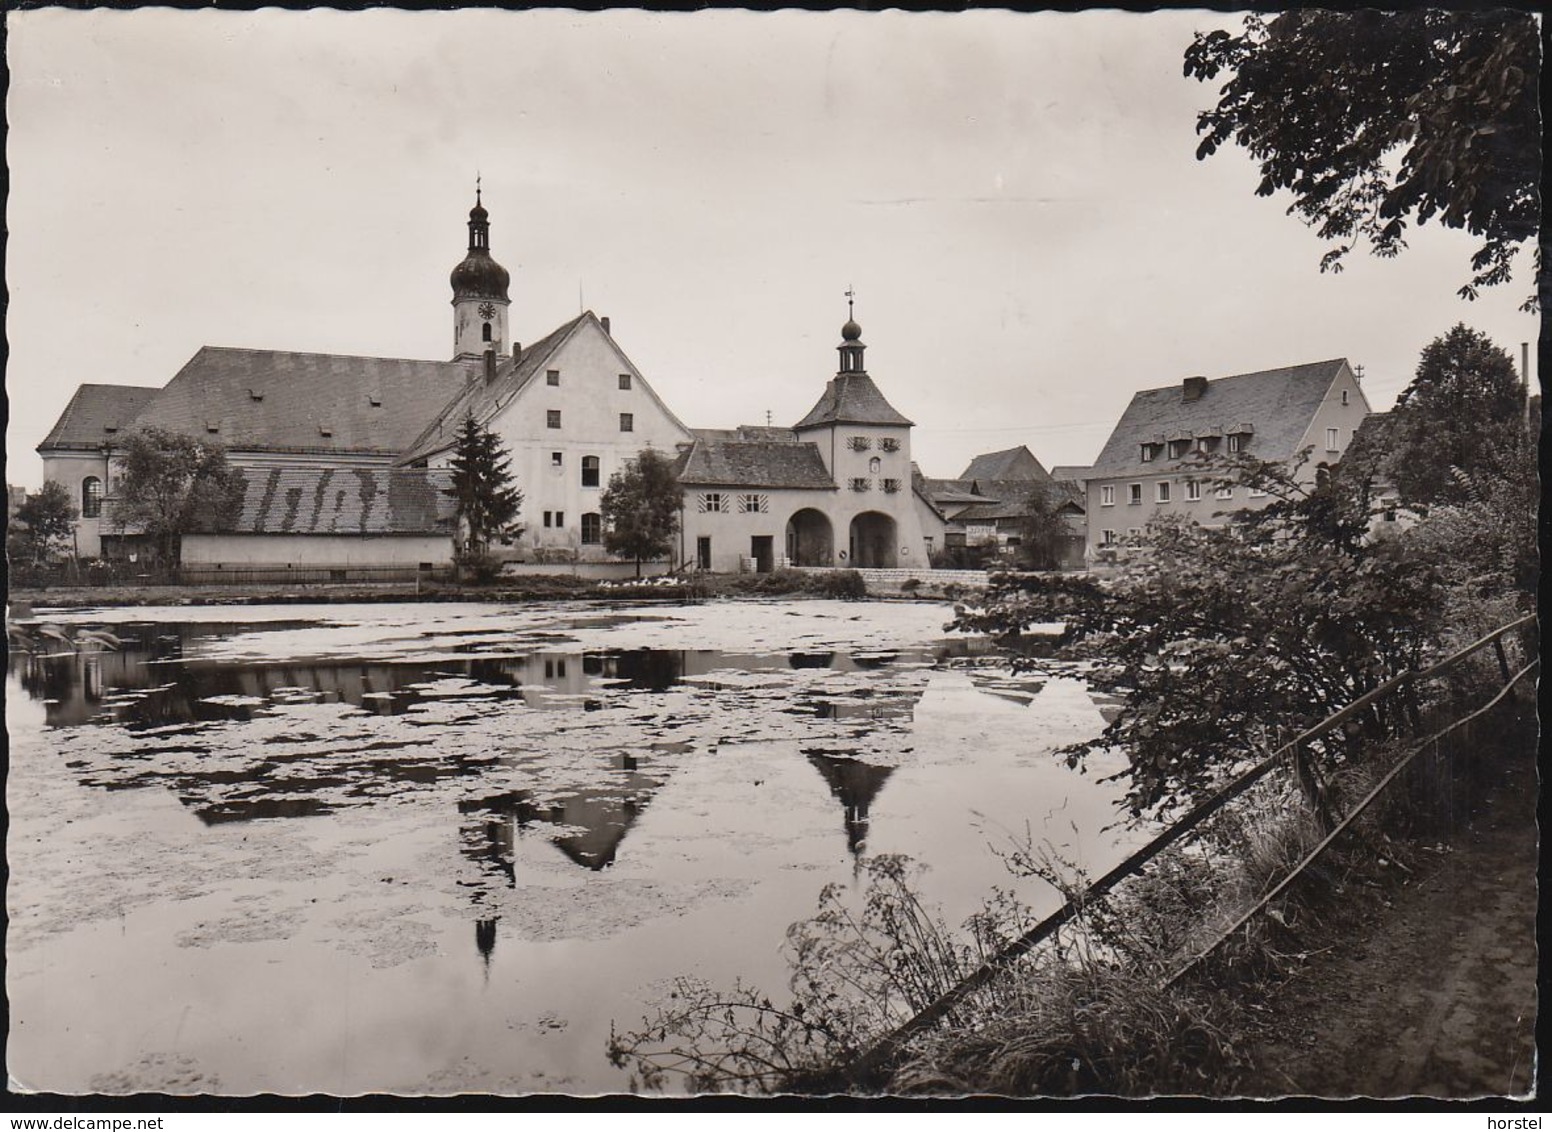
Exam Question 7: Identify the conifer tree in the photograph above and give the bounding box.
[445,416,523,559]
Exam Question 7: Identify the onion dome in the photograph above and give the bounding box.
[450,191,510,302]
[841,318,863,342]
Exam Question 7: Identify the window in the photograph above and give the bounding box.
[581,513,602,544]
[551,451,563,468]
[1185,480,1202,501]
[696,537,712,570]
[1168,439,1190,459]
[1100,485,1115,507]
[547,410,562,429]
[1128,483,1143,505]
[543,511,553,528]
[482,322,492,342]
[619,412,634,432]
[1325,428,1340,451]
[1215,485,1233,500]
[82,476,103,519]
[1101,529,1117,546]
[1341,389,1350,406]
[849,477,871,492]
[879,437,900,453]
[737,493,770,514]
[1248,488,1267,498]
[1140,444,1156,463]
[619,374,632,390]
[581,455,600,487]
[1227,434,1243,454]
[882,478,901,494]
[848,435,872,451]
[546,370,560,386]
[555,511,565,527]
[1127,527,1142,539]
[1156,481,1171,503]
[698,492,726,513]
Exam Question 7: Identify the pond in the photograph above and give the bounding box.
[6,598,1140,1095]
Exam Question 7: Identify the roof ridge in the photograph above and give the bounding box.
[194,344,467,368]
[1132,358,1346,396]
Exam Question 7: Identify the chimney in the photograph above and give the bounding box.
[512,342,521,362]
[483,345,497,385]
[1182,375,1208,402]
[600,316,611,336]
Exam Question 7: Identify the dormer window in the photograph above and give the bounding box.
[249,389,264,402]
[1139,444,1157,463]
[1227,434,1243,454]
[367,394,382,408]
[205,420,220,434]
[319,424,333,438]
[1167,439,1191,459]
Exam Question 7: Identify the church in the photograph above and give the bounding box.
[37,192,942,575]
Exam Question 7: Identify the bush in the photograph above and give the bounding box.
[452,549,504,584]
[808,570,867,600]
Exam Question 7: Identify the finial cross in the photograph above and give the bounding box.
[476,171,482,206]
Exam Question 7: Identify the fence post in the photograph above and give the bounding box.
[1291,739,1335,833]
[1492,636,1513,685]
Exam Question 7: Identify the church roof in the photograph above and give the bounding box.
[229,466,455,535]
[674,438,836,490]
[960,446,1051,482]
[38,384,160,452]
[129,347,475,456]
[793,373,913,430]
[1090,359,1350,479]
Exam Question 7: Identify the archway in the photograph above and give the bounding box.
[848,511,897,568]
[785,508,834,567]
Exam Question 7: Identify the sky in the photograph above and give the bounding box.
[5,7,1540,490]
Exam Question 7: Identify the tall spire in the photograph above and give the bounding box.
[838,287,865,374]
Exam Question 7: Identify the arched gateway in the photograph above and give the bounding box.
[786,508,834,567]
[848,511,897,568]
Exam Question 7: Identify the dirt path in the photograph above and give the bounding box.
[1233,744,1539,1099]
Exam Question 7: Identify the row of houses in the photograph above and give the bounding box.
[34,193,1374,576]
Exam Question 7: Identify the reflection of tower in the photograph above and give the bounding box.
[475,917,498,978]
[806,753,895,859]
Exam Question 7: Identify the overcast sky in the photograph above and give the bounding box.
[6,8,1539,490]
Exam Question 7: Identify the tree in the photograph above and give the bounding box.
[955,457,1439,818]
[12,482,79,564]
[1012,481,1071,571]
[1370,325,1525,507]
[444,416,523,563]
[600,448,683,577]
[1184,11,1540,304]
[112,428,247,566]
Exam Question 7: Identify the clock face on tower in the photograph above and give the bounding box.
[478,302,497,320]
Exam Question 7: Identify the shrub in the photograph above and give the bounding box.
[808,570,867,600]
[899,577,921,593]
[452,549,504,585]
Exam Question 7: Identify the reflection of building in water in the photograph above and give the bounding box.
[475,917,499,974]
[459,753,665,875]
[806,752,895,859]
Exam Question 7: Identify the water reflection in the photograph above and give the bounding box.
[805,752,895,858]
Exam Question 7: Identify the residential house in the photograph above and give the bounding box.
[1084,360,1371,561]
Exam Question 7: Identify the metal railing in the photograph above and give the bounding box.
[842,613,1536,1088]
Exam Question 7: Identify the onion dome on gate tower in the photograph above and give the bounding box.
[449,185,511,302]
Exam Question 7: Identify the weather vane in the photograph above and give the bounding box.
[476,171,482,206]
[845,285,855,319]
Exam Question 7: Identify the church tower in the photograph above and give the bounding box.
[449,185,512,361]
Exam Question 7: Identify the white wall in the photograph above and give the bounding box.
[40,451,111,557]
[181,532,453,566]
[449,317,693,561]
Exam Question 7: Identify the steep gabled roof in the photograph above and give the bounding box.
[1049,465,1092,484]
[127,348,474,456]
[400,313,587,461]
[960,446,1051,482]
[920,477,982,505]
[1089,359,1350,480]
[229,467,455,535]
[692,425,800,443]
[38,384,160,452]
[674,438,836,490]
[793,373,913,430]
